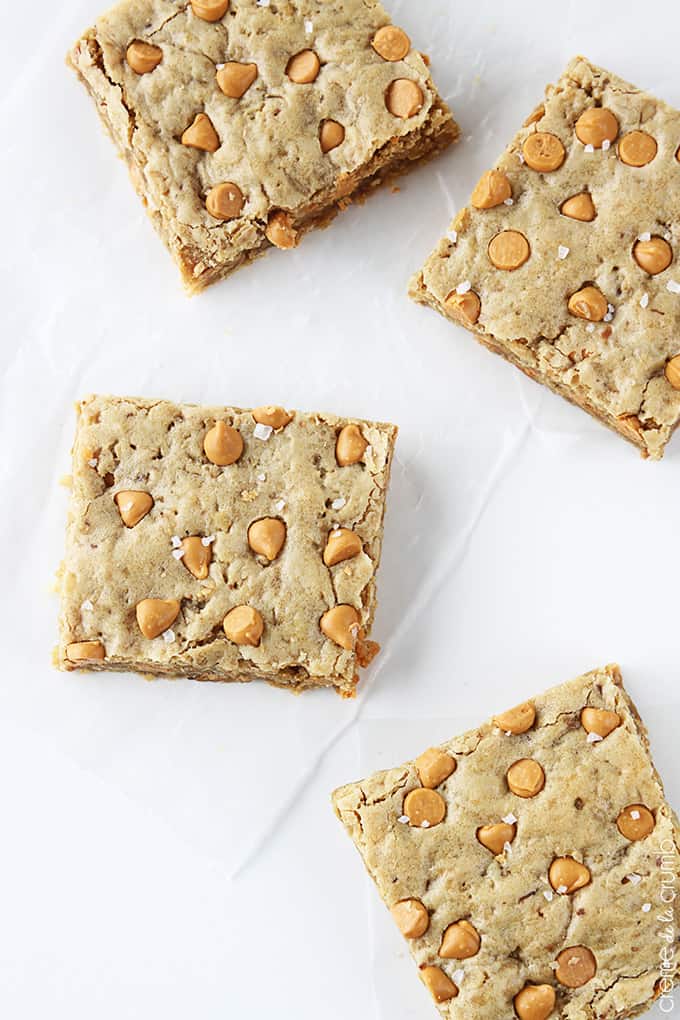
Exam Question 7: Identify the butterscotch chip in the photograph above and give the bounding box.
[319,120,345,153]
[204,420,244,465]
[488,230,531,271]
[206,182,245,220]
[514,984,556,1020]
[126,41,162,74]
[216,62,258,99]
[286,50,320,84]
[619,131,658,167]
[180,537,212,580]
[266,211,299,250]
[403,788,446,827]
[248,518,286,561]
[493,701,535,734]
[665,355,680,390]
[191,0,229,20]
[580,707,621,738]
[136,598,180,639]
[476,821,515,855]
[506,758,545,798]
[390,899,429,939]
[523,104,545,127]
[320,605,361,650]
[415,748,456,789]
[181,113,220,153]
[549,857,591,893]
[617,803,655,841]
[555,946,597,988]
[115,490,153,528]
[336,424,368,466]
[223,605,263,646]
[66,641,106,662]
[444,290,481,326]
[252,406,293,429]
[560,192,596,222]
[575,107,619,148]
[420,966,458,1003]
[633,236,673,275]
[568,286,608,322]
[439,920,480,959]
[386,79,424,119]
[522,132,566,172]
[372,25,411,62]
[323,529,362,567]
[471,170,513,210]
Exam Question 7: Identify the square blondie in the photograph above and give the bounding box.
[69,0,458,292]
[57,395,397,695]
[333,665,680,1018]
[410,57,680,459]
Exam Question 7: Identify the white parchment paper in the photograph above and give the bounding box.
[0,1,678,1017]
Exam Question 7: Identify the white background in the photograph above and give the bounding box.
[1,1,678,1017]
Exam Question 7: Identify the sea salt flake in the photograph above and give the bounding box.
[331,497,346,510]
[586,324,596,333]
[667,280,680,294]
[162,629,176,643]
[556,885,568,895]
[543,890,554,902]
[453,970,465,985]
[80,599,94,612]
[88,458,98,467]
[254,423,273,441]
[257,0,270,6]
[502,813,517,825]
[642,902,652,913]
[421,820,431,829]
[602,139,611,151]
[640,293,649,309]
[630,810,641,820]
[638,231,652,242]
[516,151,525,164]
[398,815,409,825]
[447,229,458,244]
[504,197,514,206]
[587,732,603,743]
[304,18,313,33]
[275,499,286,512]
[456,280,472,295]
[172,549,185,560]
[558,245,570,260]
[584,143,594,153]
[202,535,215,547]
[603,313,613,323]
[503,841,513,855]
[257,473,266,482]
[171,535,182,549]
[626,873,642,886]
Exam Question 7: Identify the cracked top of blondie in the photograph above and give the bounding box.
[333,665,680,1018]
[413,57,680,459]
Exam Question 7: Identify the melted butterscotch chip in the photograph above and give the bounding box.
[320,605,361,650]
[115,490,153,528]
[320,120,345,153]
[191,0,229,21]
[555,946,597,988]
[180,537,212,580]
[493,701,535,734]
[403,788,446,828]
[415,747,456,789]
[136,598,180,639]
[323,529,362,567]
[390,899,429,939]
[506,758,545,798]
[560,192,596,222]
[619,131,657,166]
[476,821,515,854]
[439,920,480,959]
[336,424,368,466]
[514,984,556,1020]
[444,290,481,326]
[266,211,299,250]
[181,113,220,152]
[204,421,244,465]
[217,62,258,98]
[372,25,411,62]
[488,230,531,271]
[549,856,591,893]
[386,79,424,119]
[617,803,655,841]
[248,518,286,561]
[523,104,545,127]
[633,236,673,275]
[522,132,566,172]
[580,707,621,738]
[286,50,320,84]
[66,641,105,662]
[126,41,162,74]
[206,182,245,220]
[568,286,608,322]
[471,170,513,210]
[575,107,619,148]
[223,605,263,646]
[420,966,458,1003]
[665,355,680,390]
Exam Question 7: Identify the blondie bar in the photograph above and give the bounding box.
[58,395,397,695]
[411,57,680,459]
[333,665,680,1018]
[69,0,458,292]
